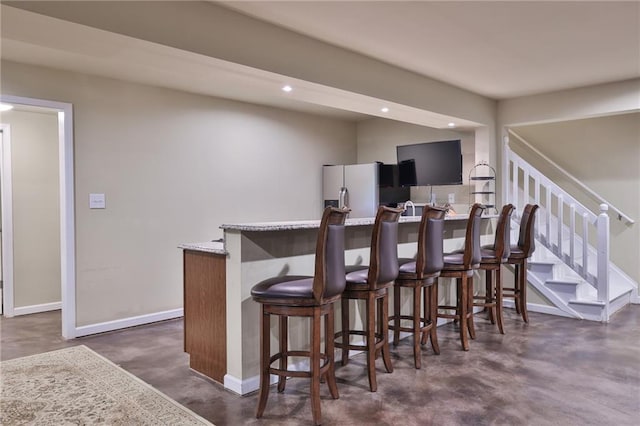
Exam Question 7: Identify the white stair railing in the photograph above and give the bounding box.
[505,145,612,320]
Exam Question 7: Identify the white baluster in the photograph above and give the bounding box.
[569,204,576,268]
[582,212,589,277]
[546,188,552,247]
[597,204,610,322]
[512,160,519,213]
[524,168,530,205]
[557,195,564,258]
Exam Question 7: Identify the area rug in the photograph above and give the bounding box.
[0,345,213,425]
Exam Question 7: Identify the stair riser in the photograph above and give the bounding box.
[529,263,555,281]
[545,282,579,302]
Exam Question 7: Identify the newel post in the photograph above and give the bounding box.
[596,204,610,322]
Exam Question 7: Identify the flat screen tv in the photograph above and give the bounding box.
[396,139,463,186]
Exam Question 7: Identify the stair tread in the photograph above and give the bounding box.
[546,278,582,284]
[569,299,606,306]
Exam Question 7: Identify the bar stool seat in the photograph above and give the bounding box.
[251,206,349,426]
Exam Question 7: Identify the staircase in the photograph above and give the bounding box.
[504,131,637,322]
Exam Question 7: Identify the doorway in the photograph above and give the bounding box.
[0,95,76,339]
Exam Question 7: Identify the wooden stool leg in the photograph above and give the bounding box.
[278,315,287,392]
[428,284,440,355]
[514,264,522,315]
[521,260,529,323]
[366,293,377,391]
[310,308,322,426]
[256,306,270,418]
[486,270,496,324]
[325,306,339,399]
[341,297,350,366]
[413,286,422,369]
[393,286,401,346]
[467,276,476,340]
[421,285,429,345]
[380,293,393,373]
[459,277,470,351]
[495,267,505,334]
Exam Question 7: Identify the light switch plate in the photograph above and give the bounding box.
[448,193,455,204]
[89,193,106,209]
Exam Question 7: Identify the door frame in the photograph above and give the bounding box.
[0,95,76,339]
[0,123,15,317]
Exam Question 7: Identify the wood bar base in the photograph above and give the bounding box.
[183,249,226,383]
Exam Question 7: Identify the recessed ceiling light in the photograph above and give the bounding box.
[381,107,389,113]
[0,103,14,112]
[447,122,456,128]
[282,85,293,92]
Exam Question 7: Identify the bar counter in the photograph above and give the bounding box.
[181,213,494,395]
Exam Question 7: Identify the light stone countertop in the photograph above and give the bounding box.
[182,212,492,254]
[178,240,227,255]
[220,213,473,232]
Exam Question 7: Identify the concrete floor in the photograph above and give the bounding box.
[2,306,639,425]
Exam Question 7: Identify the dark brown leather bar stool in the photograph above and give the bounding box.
[506,204,539,323]
[335,205,403,392]
[250,206,349,426]
[437,203,485,351]
[389,205,446,369]
[474,204,515,334]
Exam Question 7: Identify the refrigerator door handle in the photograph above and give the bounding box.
[339,186,349,209]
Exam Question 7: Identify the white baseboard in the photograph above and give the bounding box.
[74,308,183,338]
[502,299,575,319]
[225,364,295,396]
[13,301,62,316]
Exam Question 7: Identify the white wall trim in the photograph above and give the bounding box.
[0,95,76,339]
[74,308,183,338]
[225,359,304,396]
[224,374,260,396]
[503,299,576,319]
[0,123,15,317]
[13,301,62,316]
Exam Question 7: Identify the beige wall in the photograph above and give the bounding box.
[356,118,478,211]
[512,113,640,283]
[1,61,357,326]
[1,109,61,308]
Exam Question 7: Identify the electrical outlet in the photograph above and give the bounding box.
[448,193,455,204]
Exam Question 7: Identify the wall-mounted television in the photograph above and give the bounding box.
[396,139,463,186]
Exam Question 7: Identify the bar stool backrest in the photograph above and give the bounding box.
[368,206,403,288]
[416,206,447,278]
[517,204,539,257]
[313,207,349,302]
[463,203,486,269]
[494,204,516,261]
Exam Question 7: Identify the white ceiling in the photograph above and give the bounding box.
[1,1,638,127]
[222,0,640,99]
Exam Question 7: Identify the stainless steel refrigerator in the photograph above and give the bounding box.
[322,163,379,218]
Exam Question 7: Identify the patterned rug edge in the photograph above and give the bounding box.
[0,345,214,425]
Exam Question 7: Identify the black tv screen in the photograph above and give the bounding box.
[396,139,463,186]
